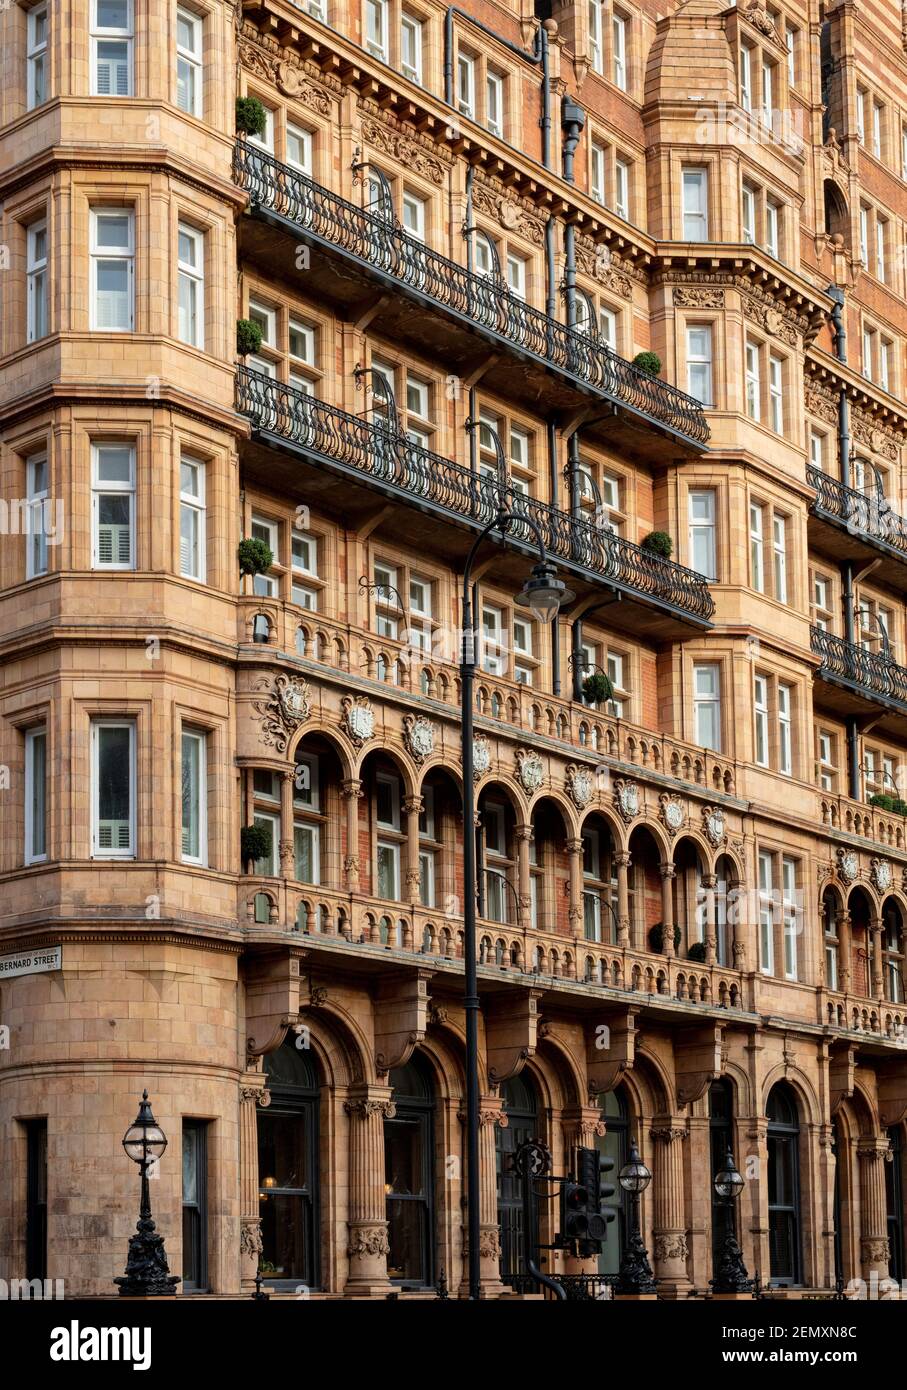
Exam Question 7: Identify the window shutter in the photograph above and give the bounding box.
[97,521,130,566]
[98,819,130,850]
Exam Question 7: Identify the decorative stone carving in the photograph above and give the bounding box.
[673,286,725,309]
[837,847,859,884]
[516,748,544,794]
[654,1232,689,1262]
[341,694,375,749]
[805,379,839,426]
[614,779,640,822]
[871,858,894,893]
[240,1220,263,1259]
[472,735,491,781]
[403,713,435,764]
[575,234,635,299]
[659,794,685,836]
[702,805,726,847]
[359,114,447,186]
[238,26,339,109]
[565,763,594,810]
[742,1,781,42]
[472,177,546,246]
[344,1098,396,1120]
[479,1228,502,1259]
[861,1237,890,1264]
[252,674,311,753]
[742,294,798,346]
[347,1226,391,1259]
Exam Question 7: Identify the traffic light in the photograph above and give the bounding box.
[556,1147,614,1254]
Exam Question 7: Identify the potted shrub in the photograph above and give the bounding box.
[238,538,273,578]
[893,799,907,817]
[237,318,263,358]
[581,671,614,705]
[632,350,662,377]
[687,940,708,963]
[869,793,895,811]
[241,823,271,872]
[640,531,673,560]
[648,922,682,953]
[236,96,267,139]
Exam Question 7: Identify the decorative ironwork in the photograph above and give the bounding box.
[811,624,907,710]
[233,142,710,448]
[236,367,715,624]
[807,464,907,560]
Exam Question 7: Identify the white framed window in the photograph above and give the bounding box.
[612,11,627,90]
[754,673,769,766]
[181,728,207,864]
[377,839,401,899]
[769,354,784,432]
[688,489,716,579]
[749,502,764,592]
[90,208,134,332]
[26,452,49,579]
[778,683,792,776]
[872,100,883,159]
[24,726,47,864]
[506,253,526,300]
[177,223,204,348]
[758,850,774,974]
[293,753,319,812]
[862,325,874,381]
[694,662,721,751]
[599,305,617,349]
[876,218,887,283]
[856,87,866,145]
[248,103,274,152]
[760,59,774,125]
[766,199,780,258]
[293,821,320,885]
[880,339,892,394]
[590,141,606,204]
[250,514,278,596]
[91,719,135,858]
[26,220,48,343]
[588,0,603,74]
[773,514,787,603]
[785,24,796,85]
[818,730,835,792]
[419,850,435,907]
[782,856,797,978]
[179,457,205,581]
[457,51,475,118]
[682,168,708,241]
[741,183,756,243]
[365,0,388,60]
[614,158,629,219]
[252,811,278,875]
[248,298,276,348]
[27,4,48,109]
[92,442,135,569]
[376,771,401,831]
[740,43,752,111]
[481,603,505,675]
[91,0,133,97]
[286,123,313,174]
[859,205,869,265]
[686,325,712,406]
[486,70,504,137]
[176,7,202,116]
[401,12,423,84]
[745,340,761,420]
[402,191,426,242]
[809,430,826,473]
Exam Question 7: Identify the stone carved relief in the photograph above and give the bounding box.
[741,293,799,346]
[347,1226,391,1259]
[403,713,435,764]
[702,806,726,848]
[240,1220,263,1259]
[238,25,338,110]
[252,674,311,753]
[654,1232,689,1262]
[341,694,375,749]
[871,858,894,893]
[805,380,839,426]
[358,112,448,186]
[659,794,685,836]
[472,178,546,247]
[516,748,545,794]
[575,235,635,299]
[472,736,491,781]
[614,779,640,822]
[565,763,595,810]
[837,847,859,884]
[673,286,725,309]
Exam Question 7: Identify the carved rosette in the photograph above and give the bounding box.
[252,674,311,753]
[341,694,376,749]
[659,794,685,837]
[565,762,594,810]
[614,779,640,823]
[403,713,435,765]
[516,748,544,794]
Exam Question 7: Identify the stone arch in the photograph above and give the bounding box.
[355,742,417,798]
[476,775,527,822]
[672,829,713,872]
[288,723,355,779]
[407,1032,465,1105]
[535,1026,585,1108]
[760,1066,820,1127]
[625,1044,672,1119]
[527,787,578,837]
[579,802,628,853]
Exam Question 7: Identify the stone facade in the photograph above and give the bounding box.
[1,0,907,1299]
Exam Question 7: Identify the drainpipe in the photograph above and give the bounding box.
[571,619,584,702]
[445,9,551,169]
[567,431,581,520]
[561,96,584,185]
[827,284,859,795]
[842,559,860,800]
[547,419,561,696]
[545,216,557,320]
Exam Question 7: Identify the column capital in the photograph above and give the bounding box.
[613,851,632,869]
[514,823,535,844]
[701,873,717,890]
[340,778,364,800]
[650,1125,687,1144]
[403,794,424,815]
[565,837,584,855]
[659,861,676,880]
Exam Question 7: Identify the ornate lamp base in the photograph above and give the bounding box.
[710,1230,754,1296]
[114,1214,180,1297]
[614,1228,657,1296]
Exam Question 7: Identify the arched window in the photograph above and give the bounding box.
[258,1039,320,1289]
[594,1087,629,1277]
[886,1125,905,1283]
[709,1079,734,1277]
[252,613,270,643]
[496,1073,538,1286]
[385,1053,435,1286]
[766,1082,802,1285]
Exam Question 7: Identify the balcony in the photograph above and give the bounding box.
[807,464,907,587]
[233,143,710,462]
[811,624,907,733]
[236,367,715,637]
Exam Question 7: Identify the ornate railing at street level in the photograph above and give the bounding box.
[233,142,711,448]
[810,624,907,709]
[236,366,715,623]
[807,464,907,559]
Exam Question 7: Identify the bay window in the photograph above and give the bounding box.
[91,719,135,858]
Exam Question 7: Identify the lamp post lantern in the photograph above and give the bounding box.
[461,509,572,1299]
[114,1090,179,1297]
[710,1147,754,1295]
[614,1138,657,1296]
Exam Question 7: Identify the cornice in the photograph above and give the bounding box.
[654,254,830,343]
[0,142,248,209]
[0,377,248,438]
[805,351,907,441]
[0,924,245,954]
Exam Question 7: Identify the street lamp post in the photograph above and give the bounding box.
[461,509,572,1300]
[710,1148,754,1295]
[614,1138,656,1296]
[114,1090,179,1297]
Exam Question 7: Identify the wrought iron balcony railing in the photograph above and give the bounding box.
[811,624,907,709]
[237,367,715,623]
[233,142,711,449]
[807,464,907,560]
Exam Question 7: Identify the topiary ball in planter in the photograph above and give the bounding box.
[236,96,267,138]
[237,318,263,357]
[241,823,271,871]
[581,671,614,705]
[687,940,707,963]
[640,530,673,559]
[632,350,662,377]
[238,537,273,577]
[869,792,896,811]
[648,922,682,953]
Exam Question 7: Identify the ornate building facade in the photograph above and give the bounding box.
[1,0,907,1299]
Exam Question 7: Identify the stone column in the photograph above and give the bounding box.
[514,824,533,930]
[659,863,676,959]
[870,917,885,1000]
[477,1098,507,1294]
[340,778,363,893]
[279,769,295,878]
[566,837,584,940]
[344,1087,395,1296]
[701,873,717,966]
[614,851,631,946]
[838,910,852,994]
[857,1138,891,1281]
[650,1124,690,1296]
[403,795,423,903]
[239,1068,270,1291]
